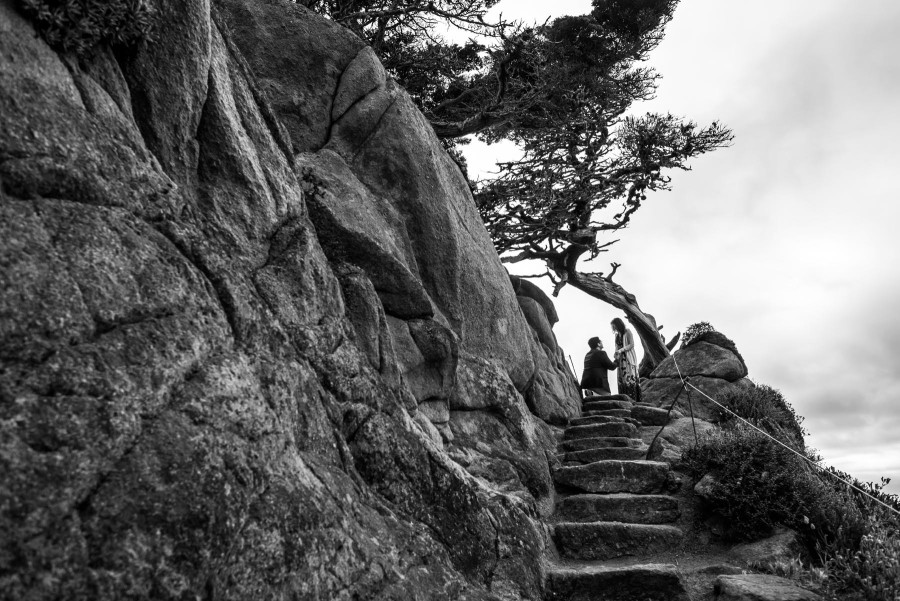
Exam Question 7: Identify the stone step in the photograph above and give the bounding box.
[564,422,639,441]
[555,493,680,524]
[546,562,688,601]
[559,437,644,453]
[583,400,633,412]
[631,405,672,426]
[554,460,670,494]
[553,522,683,560]
[584,394,634,402]
[583,408,632,419]
[562,446,648,463]
[568,414,630,426]
[715,574,823,601]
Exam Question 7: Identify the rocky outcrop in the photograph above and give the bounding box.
[0,0,581,599]
[642,332,752,421]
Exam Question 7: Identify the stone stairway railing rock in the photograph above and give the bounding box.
[545,393,691,601]
[543,392,825,601]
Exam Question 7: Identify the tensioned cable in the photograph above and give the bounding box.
[668,351,900,518]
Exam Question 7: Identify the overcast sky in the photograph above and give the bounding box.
[464,0,900,494]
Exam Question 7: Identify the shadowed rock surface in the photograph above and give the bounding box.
[0,0,581,599]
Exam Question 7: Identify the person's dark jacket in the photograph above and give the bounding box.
[580,348,617,392]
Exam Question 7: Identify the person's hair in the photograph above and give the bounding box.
[588,336,600,349]
[611,318,626,335]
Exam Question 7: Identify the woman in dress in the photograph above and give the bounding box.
[611,317,641,402]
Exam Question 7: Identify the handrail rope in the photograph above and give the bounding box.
[668,352,900,518]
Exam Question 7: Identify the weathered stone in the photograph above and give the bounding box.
[564,422,640,440]
[1,0,573,597]
[386,315,458,402]
[214,0,365,152]
[419,399,450,424]
[642,376,748,421]
[560,437,645,452]
[715,574,822,601]
[570,415,640,427]
[632,405,674,426]
[556,494,680,524]
[517,295,557,354]
[413,411,444,447]
[320,83,540,390]
[447,410,554,511]
[563,446,648,462]
[525,340,581,424]
[0,1,176,218]
[546,563,689,601]
[694,473,721,500]
[335,264,404,393]
[298,151,434,319]
[553,522,683,560]
[644,435,684,465]
[651,417,717,453]
[331,46,386,121]
[510,275,559,325]
[583,399,634,412]
[651,342,747,382]
[554,461,670,494]
[584,408,633,419]
[728,529,802,567]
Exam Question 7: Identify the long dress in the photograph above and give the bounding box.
[616,329,641,402]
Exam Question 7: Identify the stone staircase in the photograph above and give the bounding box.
[545,394,690,601]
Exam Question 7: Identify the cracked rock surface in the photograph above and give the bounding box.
[0,0,581,599]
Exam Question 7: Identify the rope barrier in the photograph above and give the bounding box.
[667,351,900,519]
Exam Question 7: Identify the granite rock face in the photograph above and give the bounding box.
[643,332,751,421]
[0,0,580,598]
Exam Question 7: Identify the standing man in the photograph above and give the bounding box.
[580,337,617,396]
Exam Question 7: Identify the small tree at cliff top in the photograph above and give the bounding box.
[305,0,733,370]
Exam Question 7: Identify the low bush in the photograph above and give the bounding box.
[680,321,715,347]
[16,0,155,56]
[682,426,840,543]
[824,510,900,601]
[715,384,807,449]
[684,424,900,601]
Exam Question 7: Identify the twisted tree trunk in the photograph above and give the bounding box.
[567,271,670,369]
[550,245,671,374]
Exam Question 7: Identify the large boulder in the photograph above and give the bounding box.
[643,330,749,421]
[510,275,559,325]
[517,296,557,355]
[0,0,578,598]
[650,342,746,381]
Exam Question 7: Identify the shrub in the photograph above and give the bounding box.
[823,508,900,601]
[715,384,808,449]
[681,321,715,347]
[683,427,825,542]
[16,0,155,56]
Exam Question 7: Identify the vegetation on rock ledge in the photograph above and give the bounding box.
[16,0,155,55]
[684,400,900,601]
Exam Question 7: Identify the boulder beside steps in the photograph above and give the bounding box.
[546,394,687,600]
